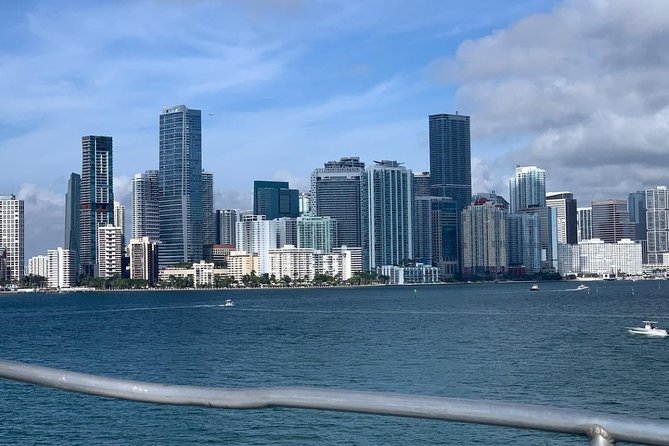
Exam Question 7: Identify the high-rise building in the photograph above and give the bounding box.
[297,216,337,252]
[364,160,413,269]
[202,171,215,246]
[413,196,459,278]
[591,199,634,244]
[546,192,578,245]
[299,192,311,216]
[413,172,431,197]
[429,113,471,212]
[461,195,508,278]
[235,214,278,275]
[276,217,298,248]
[27,255,49,278]
[216,209,242,246]
[509,166,546,213]
[508,213,541,274]
[97,224,123,278]
[159,105,203,266]
[128,237,159,286]
[628,191,647,241]
[253,180,299,220]
[311,157,366,248]
[80,136,114,276]
[0,194,24,282]
[645,186,669,264]
[114,201,125,241]
[578,207,592,241]
[132,170,160,241]
[64,172,81,273]
[47,247,76,289]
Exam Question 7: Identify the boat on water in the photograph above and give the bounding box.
[530,284,540,291]
[627,321,668,337]
[576,284,589,291]
[223,299,235,307]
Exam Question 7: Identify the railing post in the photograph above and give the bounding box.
[588,425,615,446]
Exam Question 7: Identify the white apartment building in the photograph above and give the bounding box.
[559,238,642,276]
[226,251,260,283]
[193,260,215,288]
[28,255,49,277]
[269,245,315,282]
[97,224,123,278]
[128,237,159,285]
[0,194,24,282]
[236,215,278,274]
[47,247,76,289]
[377,263,439,285]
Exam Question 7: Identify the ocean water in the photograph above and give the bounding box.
[0,280,667,445]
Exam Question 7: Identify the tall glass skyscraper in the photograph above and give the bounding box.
[253,181,299,220]
[64,172,81,273]
[80,136,114,276]
[202,171,215,246]
[132,170,160,241]
[509,166,546,213]
[159,105,202,267]
[0,194,24,282]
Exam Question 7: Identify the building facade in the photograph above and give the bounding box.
[253,180,299,220]
[202,171,215,246]
[297,216,337,252]
[235,214,278,275]
[47,247,76,289]
[80,135,114,276]
[27,255,49,278]
[132,170,160,241]
[64,172,81,273]
[591,199,634,244]
[128,236,159,286]
[645,186,669,264]
[0,194,24,282]
[509,166,546,213]
[546,192,578,245]
[96,224,123,278]
[216,209,242,247]
[563,239,642,276]
[507,213,541,274]
[577,207,593,242]
[461,197,508,279]
[159,105,203,266]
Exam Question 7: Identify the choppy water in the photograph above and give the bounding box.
[0,280,668,445]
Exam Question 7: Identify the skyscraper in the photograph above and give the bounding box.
[159,105,202,266]
[202,171,215,246]
[577,207,593,241]
[0,194,24,282]
[132,170,160,241]
[235,214,278,275]
[128,237,159,286]
[364,160,413,269]
[461,196,508,279]
[429,113,471,212]
[546,192,578,245]
[253,180,299,220]
[508,213,541,274]
[311,157,366,248]
[297,216,337,252]
[80,135,114,276]
[509,166,546,213]
[628,190,647,241]
[64,172,81,273]
[645,186,669,264]
[413,196,459,278]
[216,209,242,246]
[413,172,431,197]
[97,224,123,278]
[47,247,75,289]
[114,201,125,243]
[591,199,634,244]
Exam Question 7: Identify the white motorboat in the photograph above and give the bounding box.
[627,321,668,337]
[530,284,540,291]
[576,284,589,291]
[223,299,235,307]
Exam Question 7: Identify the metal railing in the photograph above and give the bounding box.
[0,359,668,445]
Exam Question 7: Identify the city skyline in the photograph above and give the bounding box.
[2,0,669,258]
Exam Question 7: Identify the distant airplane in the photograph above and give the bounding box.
[208,113,215,116]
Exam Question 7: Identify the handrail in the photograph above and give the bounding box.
[0,360,668,445]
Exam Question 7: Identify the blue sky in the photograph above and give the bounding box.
[2,0,669,258]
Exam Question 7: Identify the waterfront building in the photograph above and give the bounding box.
[310,157,366,248]
[414,196,459,278]
[216,209,242,246]
[132,170,160,241]
[113,201,125,242]
[461,196,508,279]
[203,244,234,263]
[64,172,81,273]
[27,255,49,278]
[268,245,315,282]
[332,246,362,280]
[645,186,669,264]
[253,180,299,220]
[568,238,642,276]
[276,217,298,248]
[509,166,546,213]
[96,224,123,278]
[546,192,578,245]
[0,194,24,282]
[159,105,203,267]
[578,207,593,241]
[591,199,634,244]
[80,135,114,276]
[235,214,278,275]
[507,213,541,275]
[193,260,215,288]
[516,206,557,271]
[299,192,311,216]
[429,113,471,212]
[0,250,6,282]
[226,251,260,283]
[297,216,337,252]
[364,160,413,270]
[413,172,431,197]
[202,171,215,246]
[128,237,159,286]
[47,247,76,289]
[377,263,439,285]
[628,190,647,241]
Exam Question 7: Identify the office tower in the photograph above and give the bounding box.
[27,255,49,277]
[364,160,413,269]
[299,192,311,216]
[114,201,125,242]
[132,170,160,241]
[628,191,647,241]
[128,237,159,286]
[414,196,459,278]
[578,207,592,241]
[591,199,634,244]
[297,216,337,252]
[253,180,299,220]
[509,166,546,212]
[461,196,508,278]
[47,247,76,289]
[64,172,81,273]
[216,209,241,246]
[414,172,431,197]
[516,206,557,271]
[276,217,297,248]
[645,186,669,264]
[311,157,366,248]
[508,213,541,274]
[159,105,203,266]
[202,171,215,246]
[429,113,471,212]
[546,192,578,244]
[97,224,123,278]
[0,194,24,282]
[80,135,114,276]
[235,214,278,274]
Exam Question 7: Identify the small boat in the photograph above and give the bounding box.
[627,321,668,337]
[223,299,235,307]
[576,284,589,291]
[530,284,540,291]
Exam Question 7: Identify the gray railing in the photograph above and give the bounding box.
[0,359,668,445]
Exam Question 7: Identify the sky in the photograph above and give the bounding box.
[2,0,669,259]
